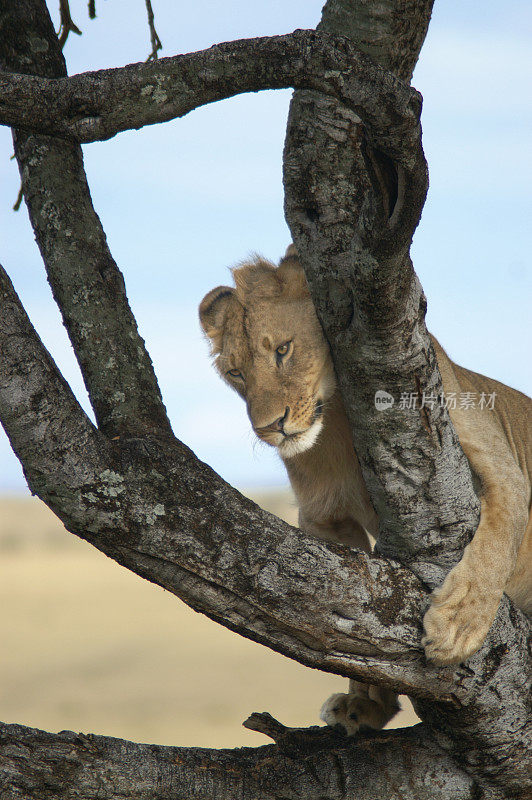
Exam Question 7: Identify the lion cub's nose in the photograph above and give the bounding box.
[256,407,289,435]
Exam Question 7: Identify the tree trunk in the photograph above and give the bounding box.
[283,2,531,792]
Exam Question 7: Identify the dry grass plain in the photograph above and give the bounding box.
[0,492,418,748]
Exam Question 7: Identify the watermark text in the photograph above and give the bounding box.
[375,390,496,411]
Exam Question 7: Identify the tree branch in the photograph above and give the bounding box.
[0,268,462,707]
[2,266,528,741]
[0,0,172,440]
[284,0,474,588]
[0,719,479,800]
[0,263,107,502]
[0,29,422,161]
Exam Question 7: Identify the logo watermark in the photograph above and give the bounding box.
[374,390,496,411]
[374,390,395,411]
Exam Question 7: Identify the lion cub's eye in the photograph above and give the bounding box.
[275,341,292,360]
[227,368,243,379]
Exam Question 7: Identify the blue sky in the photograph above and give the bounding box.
[0,0,530,492]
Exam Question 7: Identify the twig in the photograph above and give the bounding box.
[12,185,23,211]
[243,712,354,758]
[145,0,162,61]
[88,0,96,20]
[243,712,289,741]
[57,0,82,48]
[9,153,23,211]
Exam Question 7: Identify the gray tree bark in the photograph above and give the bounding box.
[0,1,529,799]
[0,718,477,800]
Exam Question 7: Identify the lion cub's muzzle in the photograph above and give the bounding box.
[252,400,324,455]
[253,407,289,444]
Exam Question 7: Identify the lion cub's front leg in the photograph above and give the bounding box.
[422,437,529,665]
[320,681,400,734]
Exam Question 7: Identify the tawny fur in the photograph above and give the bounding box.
[200,246,532,733]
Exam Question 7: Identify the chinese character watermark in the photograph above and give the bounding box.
[375,390,496,411]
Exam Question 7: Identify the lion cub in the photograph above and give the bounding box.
[200,245,532,734]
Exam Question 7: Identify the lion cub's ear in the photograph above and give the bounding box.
[199,286,235,352]
[282,243,298,260]
[277,247,309,299]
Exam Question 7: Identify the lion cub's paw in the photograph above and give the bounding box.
[320,692,355,734]
[320,685,399,735]
[422,558,501,666]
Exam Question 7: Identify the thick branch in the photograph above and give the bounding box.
[0,260,427,696]
[2,259,530,799]
[0,720,478,800]
[0,0,172,439]
[0,30,422,164]
[2,259,529,742]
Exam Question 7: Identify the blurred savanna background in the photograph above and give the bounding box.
[0,0,529,750]
[0,493,419,748]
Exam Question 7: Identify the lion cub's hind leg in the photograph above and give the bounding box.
[320,681,400,734]
[302,516,399,734]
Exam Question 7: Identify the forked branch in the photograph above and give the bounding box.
[0,262,529,800]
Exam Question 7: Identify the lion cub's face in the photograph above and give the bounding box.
[199,252,335,458]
